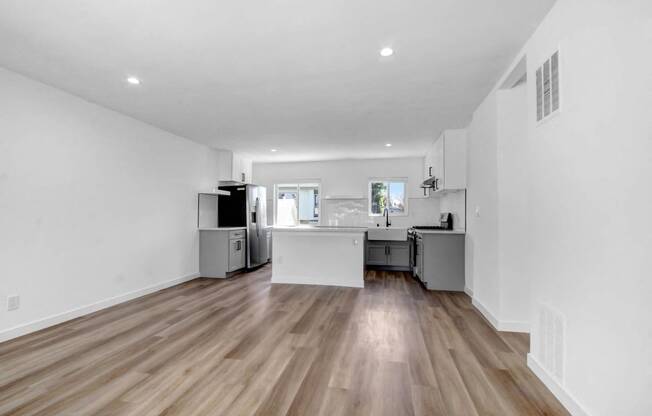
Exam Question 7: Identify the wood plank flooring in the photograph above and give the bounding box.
[0,266,570,416]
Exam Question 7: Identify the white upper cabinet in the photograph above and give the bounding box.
[217,150,253,183]
[424,147,434,180]
[423,129,466,193]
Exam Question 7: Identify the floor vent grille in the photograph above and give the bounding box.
[537,303,566,383]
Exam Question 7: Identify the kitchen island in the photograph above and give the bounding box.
[271,226,367,288]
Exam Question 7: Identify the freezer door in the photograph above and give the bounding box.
[246,185,269,268]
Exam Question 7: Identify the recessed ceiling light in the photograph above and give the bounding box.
[126,76,141,85]
[380,47,394,57]
[270,149,278,152]
[385,143,392,147]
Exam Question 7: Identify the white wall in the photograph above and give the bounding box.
[253,157,441,227]
[496,82,530,327]
[465,80,531,330]
[0,68,220,341]
[465,92,500,313]
[465,1,652,414]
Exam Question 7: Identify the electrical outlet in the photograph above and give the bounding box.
[7,295,19,311]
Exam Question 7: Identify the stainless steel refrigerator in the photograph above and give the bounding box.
[218,184,268,268]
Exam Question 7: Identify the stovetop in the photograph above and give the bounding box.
[411,225,448,230]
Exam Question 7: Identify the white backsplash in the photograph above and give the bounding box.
[323,197,440,228]
[439,190,466,230]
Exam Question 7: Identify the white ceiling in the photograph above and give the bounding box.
[0,0,554,162]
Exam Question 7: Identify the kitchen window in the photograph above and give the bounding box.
[274,183,320,225]
[369,179,407,216]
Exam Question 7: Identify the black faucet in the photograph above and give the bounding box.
[383,207,392,227]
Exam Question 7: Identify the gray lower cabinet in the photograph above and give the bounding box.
[417,232,465,291]
[228,238,246,272]
[266,228,272,261]
[200,229,247,278]
[366,242,388,265]
[365,240,411,270]
[388,242,410,268]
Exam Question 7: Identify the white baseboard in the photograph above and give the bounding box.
[527,354,591,416]
[464,286,474,297]
[271,274,364,288]
[471,297,501,329]
[471,297,529,333]
[0,272,200,344]
[498,320,530,333]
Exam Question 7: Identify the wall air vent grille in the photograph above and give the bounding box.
[536,303,566,383]
[536,51,560,122]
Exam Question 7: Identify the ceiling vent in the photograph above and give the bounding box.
[536,51,560,122]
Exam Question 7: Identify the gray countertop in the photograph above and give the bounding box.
[413,229,466,235]
[198,227,247,231]
[273,225,368,233]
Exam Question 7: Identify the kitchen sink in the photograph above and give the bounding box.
[367,227,408,241]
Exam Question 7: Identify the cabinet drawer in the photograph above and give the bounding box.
[228,238,246,272]
[229,229,246,239]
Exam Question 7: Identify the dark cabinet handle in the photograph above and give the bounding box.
[429,166,432,177]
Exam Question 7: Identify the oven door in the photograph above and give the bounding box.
[408,233,416,274]
[414,234,423,279]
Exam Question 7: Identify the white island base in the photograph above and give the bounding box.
[271,226,367,288]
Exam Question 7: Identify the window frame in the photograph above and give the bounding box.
[273,181,322,225]
[368,178,409,217]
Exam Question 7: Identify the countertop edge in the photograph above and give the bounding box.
[414,230,466,235]
[272,226,368,233]
[198,227,247,231]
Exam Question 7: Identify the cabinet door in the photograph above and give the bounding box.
[366,243,388,265]
[433,136,445,187]
[424,149,434,179]
[241,157,252,183]
[231,154,242,182]
[387,243,410,268]
[217,150,234,181]
[228,238,246,271]
[442,130,467,190]
[416,238,424,279]
[266,231,272,260]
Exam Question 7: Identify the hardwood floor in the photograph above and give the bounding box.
[0,265,569,416]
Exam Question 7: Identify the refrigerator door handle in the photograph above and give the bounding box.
[256,197,260,235]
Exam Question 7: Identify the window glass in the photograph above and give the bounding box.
[369,180,407,216]
[388,181,406,214]
[275,183,320,225]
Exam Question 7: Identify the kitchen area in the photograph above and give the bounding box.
[198,129,468,292]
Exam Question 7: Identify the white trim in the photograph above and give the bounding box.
[368,178,409,217]
[0,272,200,344]
[273,181,322,226]
[270,276,364,289]
[464,286,474,297]
[471,297,501,329]
[499,319,530,333]
[527,354,591,416]
[471,297,530,333]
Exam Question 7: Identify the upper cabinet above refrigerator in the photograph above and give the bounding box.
[423,129,467,194]
[217,150,253,184]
